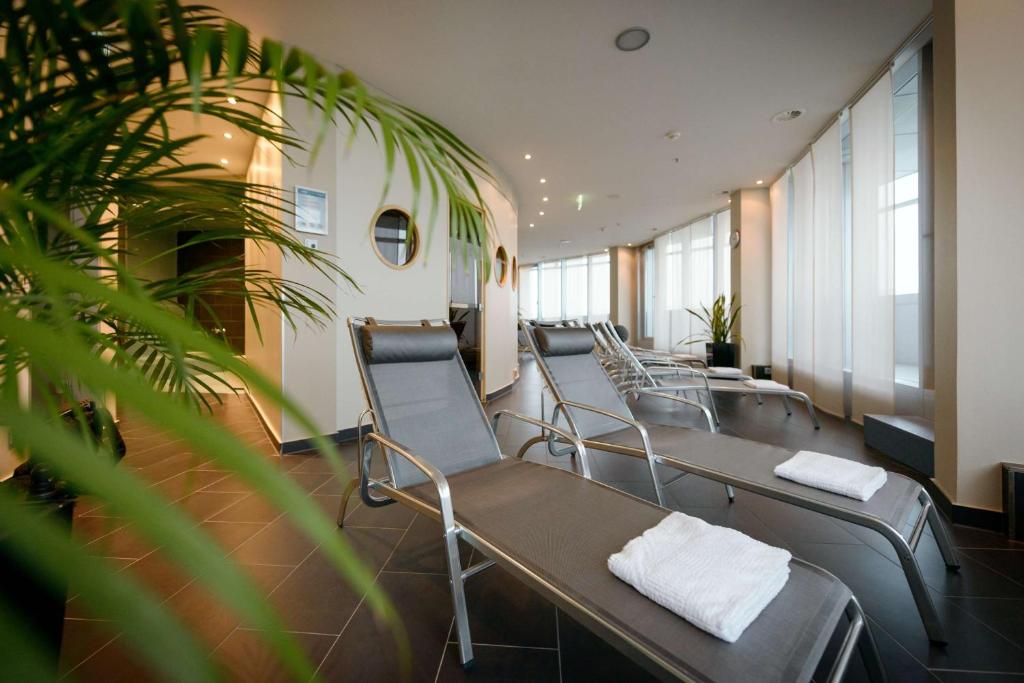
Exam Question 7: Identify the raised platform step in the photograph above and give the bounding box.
[863,414,935,477]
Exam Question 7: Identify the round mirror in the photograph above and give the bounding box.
[494,246,509,286]
[371,207,419,268]
[511,256,519,290]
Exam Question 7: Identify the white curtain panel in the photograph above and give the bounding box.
[770,173,790,381]
[811,121,845,416]
[714,209,732,300]
[653,231,672,350]
[686,216,715,356]
[851,72,895,422]
[790,153,815,396]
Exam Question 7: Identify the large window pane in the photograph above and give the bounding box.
[563,256,588,320]
[588,253,610,322]
[539,261,562,321]
[893,52,921,389]
[519,266,538,320]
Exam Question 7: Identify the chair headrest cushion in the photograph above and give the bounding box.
[535,327,595,357]
[362,325,458,364]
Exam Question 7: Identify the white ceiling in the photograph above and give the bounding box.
[209,0,929,262]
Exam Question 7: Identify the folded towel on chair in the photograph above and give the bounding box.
[742,378,788,390]
[774,450,887,501]
[608,512,791,643]
[709,366,742,375]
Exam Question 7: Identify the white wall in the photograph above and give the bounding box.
[952,0,1024,511]
[481,182,520,396]
[248,98,519,443]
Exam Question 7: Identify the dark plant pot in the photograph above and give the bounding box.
[709,342,739,368]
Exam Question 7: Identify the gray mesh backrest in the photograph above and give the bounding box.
[352,320,502,488]
[527,326,636,438]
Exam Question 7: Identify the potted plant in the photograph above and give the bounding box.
[679,294,743,368]
[1,2,490,678]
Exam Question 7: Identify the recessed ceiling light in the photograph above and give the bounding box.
[615,27,650,52]
[626,243,633,247]
[529,223,535,228]
[770,108,805,124]
[604,248,609,253]
[226,97,238,105]
[539,211,545,216]
[524,153,532,160]
[755,179,764,185]
[219,158,228,165]
[540,178,547,184]
[542,196,549,202]
[223,132,233,140]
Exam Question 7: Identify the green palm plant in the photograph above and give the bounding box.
[678,294,743,347]
[0,0,492,679]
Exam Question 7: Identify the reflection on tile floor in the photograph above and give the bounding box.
[61,355,1024,682]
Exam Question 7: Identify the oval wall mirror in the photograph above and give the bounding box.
[494,246,509,286]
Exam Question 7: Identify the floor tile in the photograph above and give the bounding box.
[213,628,335,682]
[436,642,560,682]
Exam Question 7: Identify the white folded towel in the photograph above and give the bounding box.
[742,378,788,390]
[709,366,742,375]
[608,512,791,643]
[774,450,887,501]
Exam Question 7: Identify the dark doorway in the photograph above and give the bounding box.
[176,232,246,354]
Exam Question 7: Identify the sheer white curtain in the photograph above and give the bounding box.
[852,73,895,422]
[684,217,715,356]
[539,261,562,321]
[520,266,538,320]
[811,121,845,415]
[714,209,731,300]
[588,253,610,322]
[791,153,815,395]
[563,257,588,320]
[770,173,790,381]
[652,231,674,350]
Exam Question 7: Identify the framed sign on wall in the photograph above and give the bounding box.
[295,186,328,235]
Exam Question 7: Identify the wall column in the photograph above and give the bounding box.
[730,189,772,373]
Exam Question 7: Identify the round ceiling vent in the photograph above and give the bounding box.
[771,109,805,123]
[615,27,651,52]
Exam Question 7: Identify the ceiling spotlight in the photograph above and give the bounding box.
[529,223,535,228]
[539,211,545,216]
[604,248,609,253]
[542,196,549,202]
[524,153,532,160]
[615,27,651,52]
[770,108,805,124]
[219,158,228,165]
[223,132,233,140]
[540,178,547,184]
[626,242,633,247]
[576,194,584,211]
[755,179,764,185]
[226,97,238,105]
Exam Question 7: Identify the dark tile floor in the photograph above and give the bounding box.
[60,355,1024,682]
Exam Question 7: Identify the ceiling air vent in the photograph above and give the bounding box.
[771,109,805,124]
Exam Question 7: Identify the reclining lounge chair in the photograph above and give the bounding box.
[522,324,960,644]
[593,320,821,429]
[338,317,885,682]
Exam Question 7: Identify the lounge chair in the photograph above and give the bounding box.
[593,320,821,429]
[337,317,885,682]
[522,324,960,644]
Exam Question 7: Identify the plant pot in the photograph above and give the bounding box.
[710,342,739,368]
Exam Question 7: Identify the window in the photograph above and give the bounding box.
[640,244,654,338]
[371,207,419,268]
[526,253,612,322]
[588,253,611,322]
[494,245,509,286]
[539,261,562,320]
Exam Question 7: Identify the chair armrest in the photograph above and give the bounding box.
[363,432,457,531]
[552,399,654,461]
[490,410,592,479]
[631,388,717,433]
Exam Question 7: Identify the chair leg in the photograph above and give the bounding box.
[890,532,948,643]
[782,395,793,415]
[337,477,358,528]
[800,394,821,429]
[923,491,960,570]
[850,598,887,683]
[755,393,764,405]
[705,389,721,426]
[725,485,735,503]
[444,527,474,667]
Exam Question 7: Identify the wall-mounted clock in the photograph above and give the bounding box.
[729,230,741,248]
